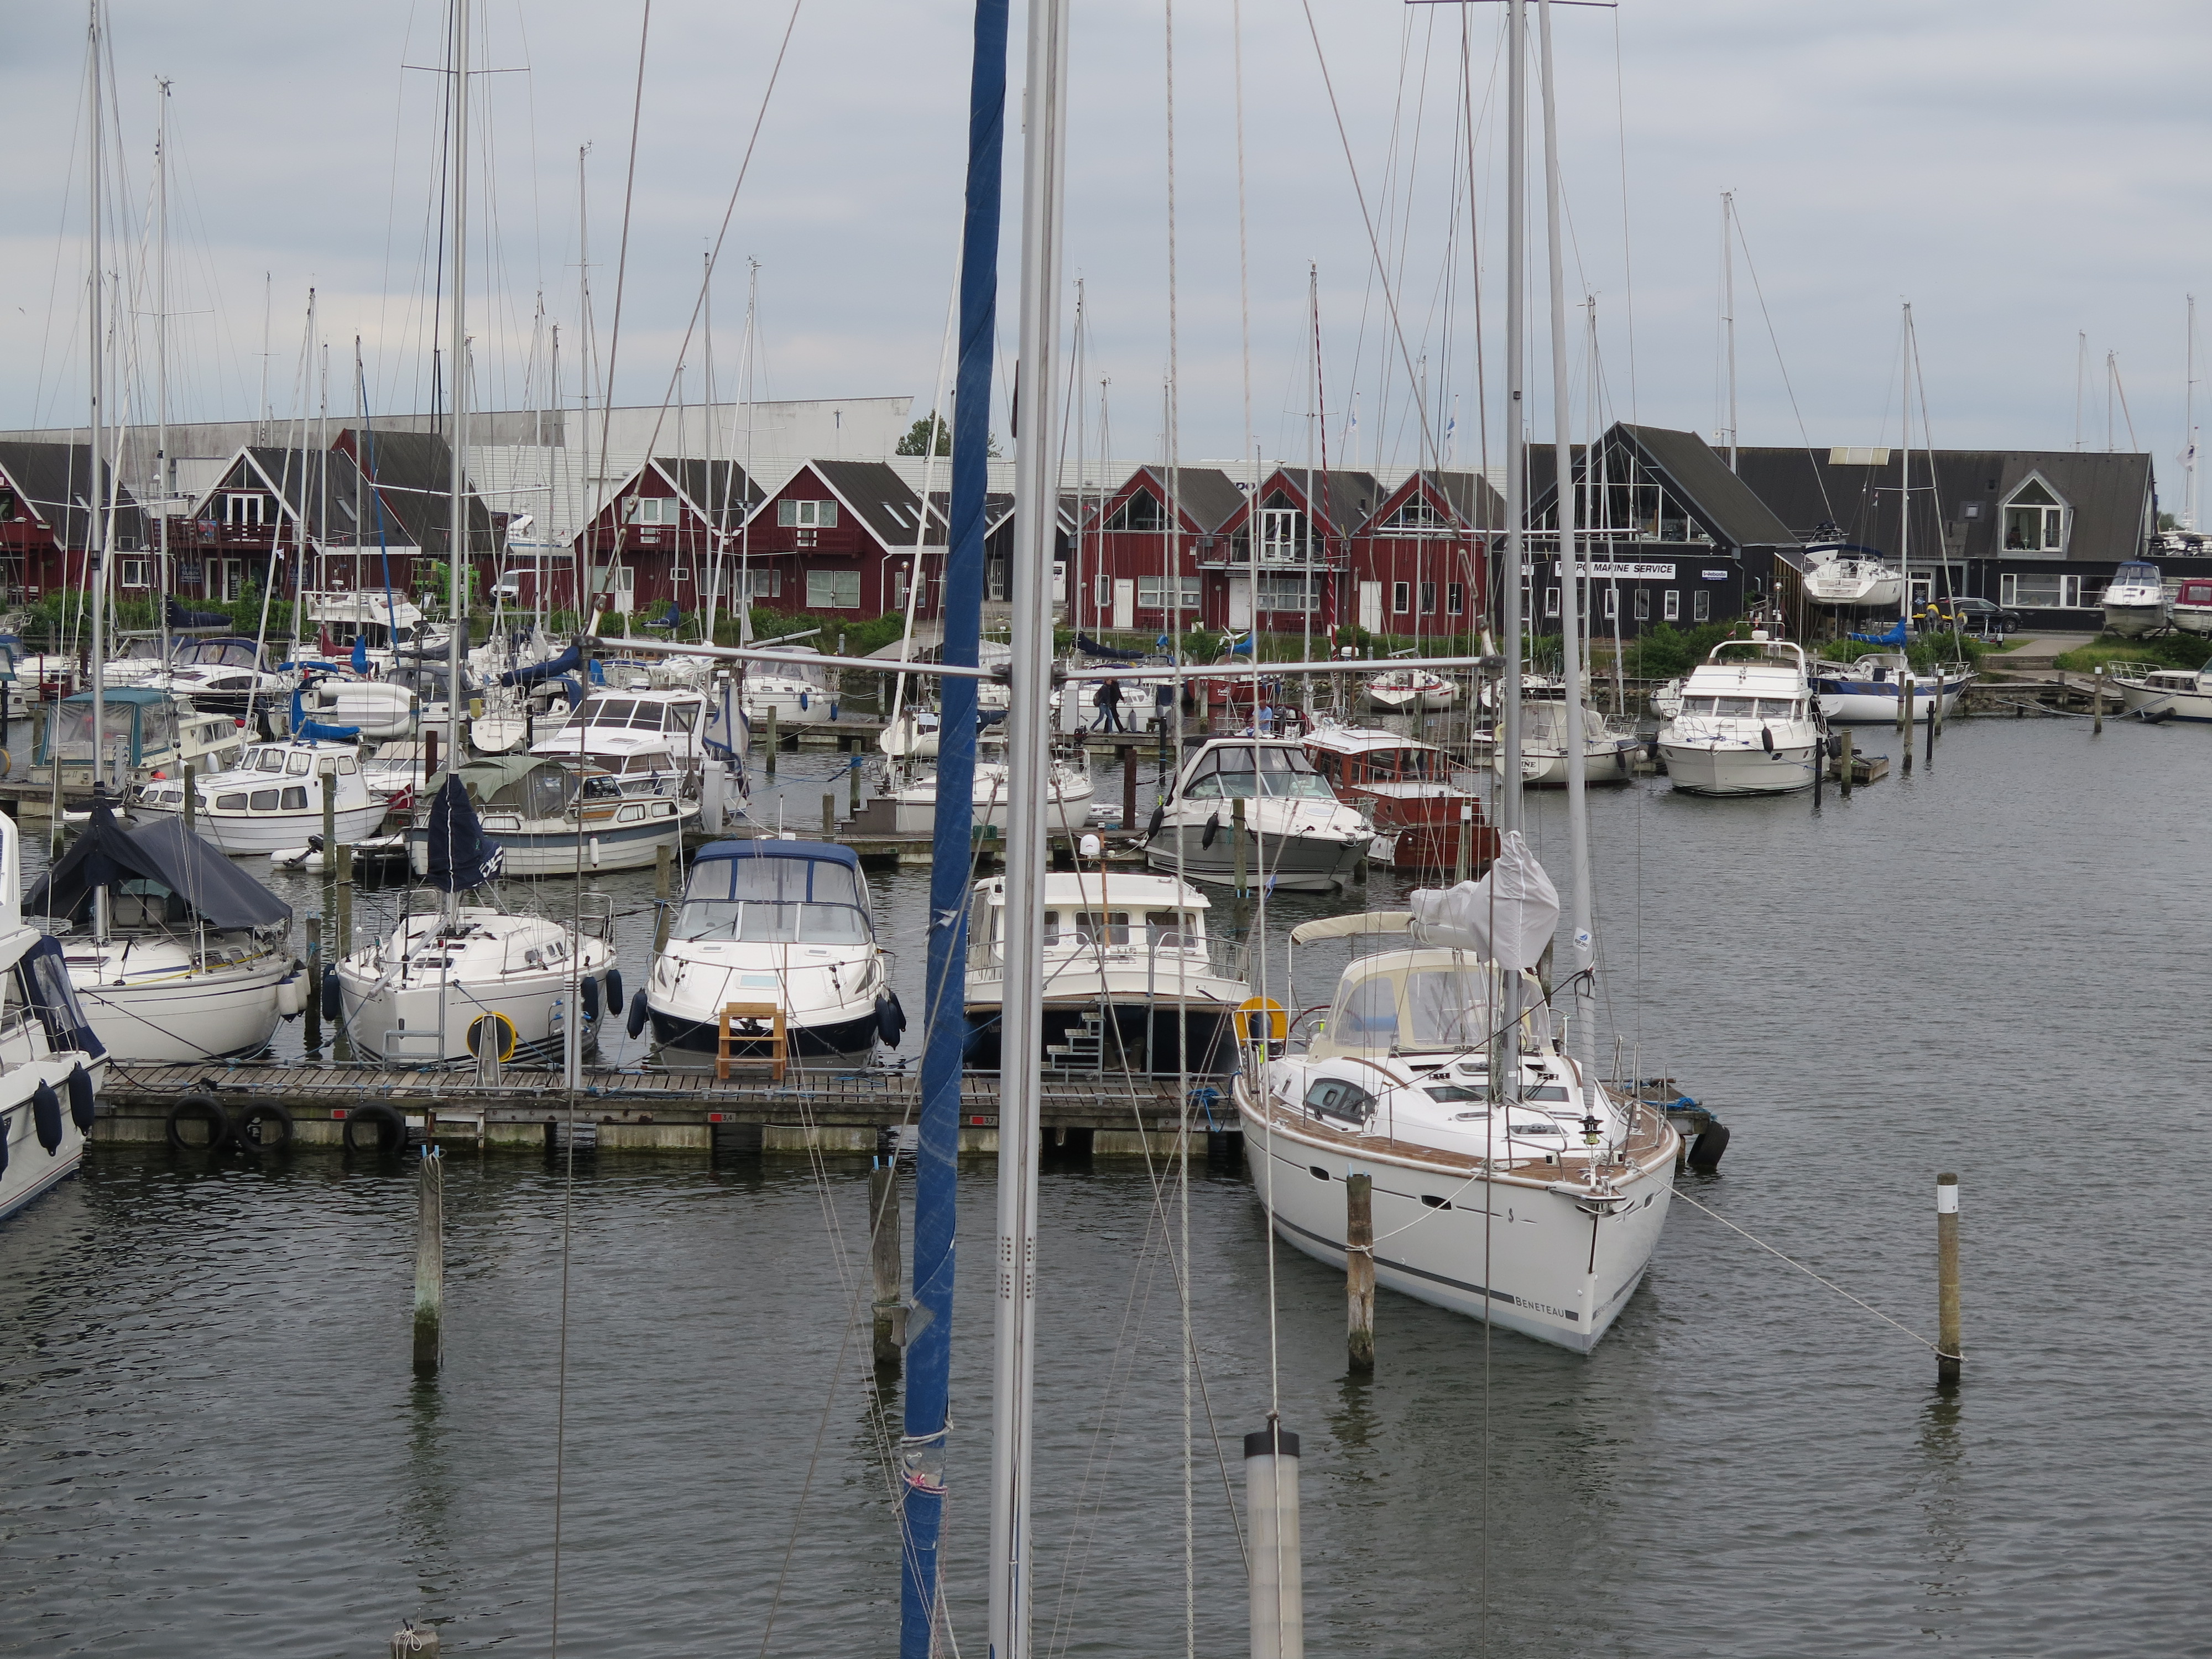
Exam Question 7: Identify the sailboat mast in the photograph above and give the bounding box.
[1498,0,1526,837]
[1898,304,1912,627]
[85,0,107,806]
[1721,190,1738,472]
[2187,294,2199,534]
[446,0,469,780]
[155,77,172,674]
[1538,0,1600,1115]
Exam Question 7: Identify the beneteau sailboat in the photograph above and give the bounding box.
[1803,544,1907,611]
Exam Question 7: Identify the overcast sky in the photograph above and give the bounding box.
[4,1,2208,503]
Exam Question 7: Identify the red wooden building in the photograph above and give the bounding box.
[1067,465,1244,634]
[1344,468,1498,637]
[166,445,377,604]
[563,457,761,618]
[1203,466,1380,638]
[0,440,147,602]
[735,460,943,621]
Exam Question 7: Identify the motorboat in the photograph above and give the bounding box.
[30,687,246,794]
[25,800,301,1063]
[1656,637,1823,796]
[867,755,1095,835]
[297,589,448,671]
[1501,688,1639,786]
[962,869,1249,1076]
[638,838,899,1073]
[879,705,942,759]
[1233,844,1679,1353]
[478,640,586,752]
[359,740,432,806]
[548,731,692,800]
[2103,561,2168,638]
[132,736,389,857]
[336,775,616,1065]
[2108,661,2212,722]
[139,637,289,722]
[741,646,836,726]
[413,754,690,876]
[1812,651,1974,723]
[0,812,108,1223]
[1802,544,1907,610]
[529,687,709,782]
[1365,665,1458,713]
[1144,738,1374,891]
[1301,721,1496,873]
[2171,577,2212,636]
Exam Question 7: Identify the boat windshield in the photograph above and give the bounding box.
[674,855,873,945]
[1325,964,1491,1051]
[1185,744,1335,801]
[2115,562,2161,587]
[1677,696,1796,718]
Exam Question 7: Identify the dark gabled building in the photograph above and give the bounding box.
[1731,445,2161,629]
[327,427,499,583]
[170,445,373,603]
[0,440,148,601]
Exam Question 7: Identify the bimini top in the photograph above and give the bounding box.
[57,685,173,708]
[694,838,859,869]
[27,797,291,931]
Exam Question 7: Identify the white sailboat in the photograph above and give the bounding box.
[876,753,1094,834]
[413,753,690,876]
[1803,544,1907,611]
[1364,664,1458,712]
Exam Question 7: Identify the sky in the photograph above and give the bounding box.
[3,0,2209,506]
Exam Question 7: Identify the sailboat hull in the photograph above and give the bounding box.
[647,1006,881,1072]
[74,957,290,1062]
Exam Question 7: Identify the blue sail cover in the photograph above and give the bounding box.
[424,773,504,891]
[288,687,362,743]
[1849,618,1910,645]
[499,641,582,688]
[166,596,231,629]
[1073,632,1149,661]
[20,935,104,1057]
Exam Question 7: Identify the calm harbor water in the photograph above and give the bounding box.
[3,714,2206,1655]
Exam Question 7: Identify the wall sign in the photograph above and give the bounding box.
[1550,560,1677,579]
[1702,568,1729,580]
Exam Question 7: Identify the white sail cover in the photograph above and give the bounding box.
[1407,831,1559,969]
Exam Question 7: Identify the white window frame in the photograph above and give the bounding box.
[1418,581,1437,615]
[116,556,149,588]
[1635,588,1651,620]
[1998,477,2068,555]
[1259,507,1306,561]
[1693,589,1710,622]
[624,497,671,525]
[778,499,839,529]
[805,568,862,610]
[223,493,264,527]
[1392,581,1411,614]
[1663,589,1680,621]
[1446,582,1464,616]
[1255,572,1318,613]
[1545,586,1561,618]
[1136,574,1201,613]
[1094,572,1113,609]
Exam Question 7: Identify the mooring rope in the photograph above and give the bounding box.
[1671,1186,1938,1352]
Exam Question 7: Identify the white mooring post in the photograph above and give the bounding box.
[1245,1421,1305,1659]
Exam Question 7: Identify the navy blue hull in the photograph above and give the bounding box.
[649,1006,881,1068]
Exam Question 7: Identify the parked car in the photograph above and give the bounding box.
[1919,597,2021,638]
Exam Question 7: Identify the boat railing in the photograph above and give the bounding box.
[975,931,1247,985]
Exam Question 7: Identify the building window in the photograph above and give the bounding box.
[2001,479,2066,552]
[1137,575,1201,612]
[624,497,670,525]
[1446,582,1464,615]
[1104,493,1166,533]
[1663,589,1679,621]
[778,499,839,529]
[1381,498,1444,533]
[1418,582,1437,615]
[1260,507,1306,560]
[116,557,149,587]
[1392,581,1411,614]
[806,568,861,609]
[1256,573,1317,613]
[1095,572,1113,609]
[2001,572,2104,609]
[1602,587,1618,620]
[1693,589,1710,622]
[735,568,782,600]
[1545,587,1561,617]
[1635,588,1651,621]
[223,493,264,526]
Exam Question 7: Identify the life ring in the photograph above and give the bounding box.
[66,1065,96,1133]
[603,968,624,1015]
[237,1101,295,1154]
[341,1100,409,1155]
[164,1092,232,1152]
[626,989,650,1040]
[467,1011,519,1063]
[1234,996,1289,1047]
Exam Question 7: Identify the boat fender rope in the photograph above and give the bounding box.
[66,1065,95,1133]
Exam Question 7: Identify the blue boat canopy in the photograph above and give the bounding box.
[692,838,859,869]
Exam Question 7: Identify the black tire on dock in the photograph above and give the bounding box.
[626,989,649,1040]
[164,1092,233,1152]
[237,1102,295,1154]
[341,1100,408,1155]
[1686,1122,1731,1172]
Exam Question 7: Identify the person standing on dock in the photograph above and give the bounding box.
[1091,677,1125,733]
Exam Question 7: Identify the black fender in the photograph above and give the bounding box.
[66,1065,95,1133]
[33,1082,64,1153]
[877,990,907,1048]
[1201,812,1220,850]
[1146,803,1164,840]
[627,988,650,1040]
[320,964,342,1020]
[164,1091,231,1152]
[581,974,601,1022]
[603,968,624,1016]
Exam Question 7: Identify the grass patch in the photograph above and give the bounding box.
[2053,633,2212,672]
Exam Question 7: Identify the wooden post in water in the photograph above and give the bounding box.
[822,793,836,836]
[850,754,864,817]
[1232,796,1249,896]
[2092,666,2104,735]
[1839,729,1855,797]
[1936,1172,1961,1386]
[336,844,354,957]
[869,1156,905,1369]
[321,765,337,914]
[1121,744,1138,831]
[765,704,779,775]
[653,842,674,956]
[304,924,322,1051]
[414,1146,445,1377]
[1901,679,1914,774]
[1345,1172,1375,1373]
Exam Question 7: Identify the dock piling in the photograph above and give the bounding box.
[321,771,336,923]
[1901,680,1914,774]
[304,926,322,1051]
[1839,729,1855,797]
[849,754,863,817]
[1937,1172,1962,1386]
[869,1157,905,1369]
[413,1146,445,1378]
[1232,796,1250,896]
[822,793,836,836]
[2093,666,2104,735]
[1122,745,1138,831]
[765,705,779,775]
[1345,1172,1375,1372]
[336,844,353,957]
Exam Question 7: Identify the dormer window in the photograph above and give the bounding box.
[2001,478,2067,553]
[1103,492,1164,533]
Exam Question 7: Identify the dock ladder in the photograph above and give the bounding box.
[716,1001,789,1082]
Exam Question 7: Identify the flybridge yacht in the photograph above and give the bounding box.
[530,687,708,783]
[0,810,108,1223]
[27,800,300,1062]
[639,839,899,1073]
[2102,561,2167,638]
[1802,544,1907,611]
[1655,637,1823,796]
[962,869,1249,1076]
[1234,842,1679,1354]
[1145,738,1373,891]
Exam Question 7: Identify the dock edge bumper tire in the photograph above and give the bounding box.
[164,1092,233,1153]
[341,1100,409,1155]
[237,1101,296,1154]
[1686,1121,1731,1172]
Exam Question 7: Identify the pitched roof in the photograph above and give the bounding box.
[1237,467,1384,536]
[649,457,763,533]
[195,446,373,544]
[1730,445,2154,564]
[0,440,148,551]
[333,428,497,555]
[1371,468,1506,530]
[1136,465,1246,534]
[804,458,938,546]
[1613,426,1800,550]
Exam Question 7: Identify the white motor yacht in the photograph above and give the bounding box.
[2102,561,2168,638]
[1802,545,1907,611]
[1365,666,1458,713]
[530,687,708,783]
[741,646,837,726]
[32,688,245,794]
[1145,738,1374,891]
[0,813,108,1223]
[336,775,616,1065]
[2109,661,2212,722]
[1234,853,1679,1354]
[2169,576,2212,636]
[638,839,898,1073]
[133,737,389,857]
[962,869,1249,1076]
[1812,651,1974,724]
[1656,637,1823,796]
[1499,689,1639,786]
[877,755,1095,834]
[26,801,301,1063]
[298,589,449,672]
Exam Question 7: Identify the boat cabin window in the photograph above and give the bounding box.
[673,855,873,945]
[1074,911,1131,945]
[281,787,308,810]
[249,790,280,811]
[2114,561,2159,587]
[1404,967,1490,1048]
[1333,974,1400,1040]
[216,793,247,810]
[1302,1078,1374,1125]
[252,748,285,772]
[1185,744,1335,801]
[1145,909,1194,947]
[285,752,310,775]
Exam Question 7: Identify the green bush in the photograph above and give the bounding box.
[2054,633,2212,672]
[1621,621,1743,680]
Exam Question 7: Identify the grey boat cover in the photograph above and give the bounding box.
[25,797,293,931]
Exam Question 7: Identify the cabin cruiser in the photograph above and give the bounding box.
[336,775,615,1065]
[1811,651,1973,723]
[2102,561,2168,638]
[962,869,1249,1076]
[1365,665,1458,713]
[133,737,388,856]
[2170,577,2212,636]
[1233,851,1679,1353]
[0,813,108,1222]
[742,646,836,726]
[868,755,1095,835]
[530,688,708,781]
[2109,661,2212,722]
[414,754,690,876]
[26,800,301,1062]
[1501,686,1639,786]
[120,636,289,722]
[1656,638,1823,796]
[1145,738,1374,891]
[639,839,898,1073]
[1802,545,1907,610]
[31,688,245,794]
[1301,722,1494,873]
[298,589,448,670]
